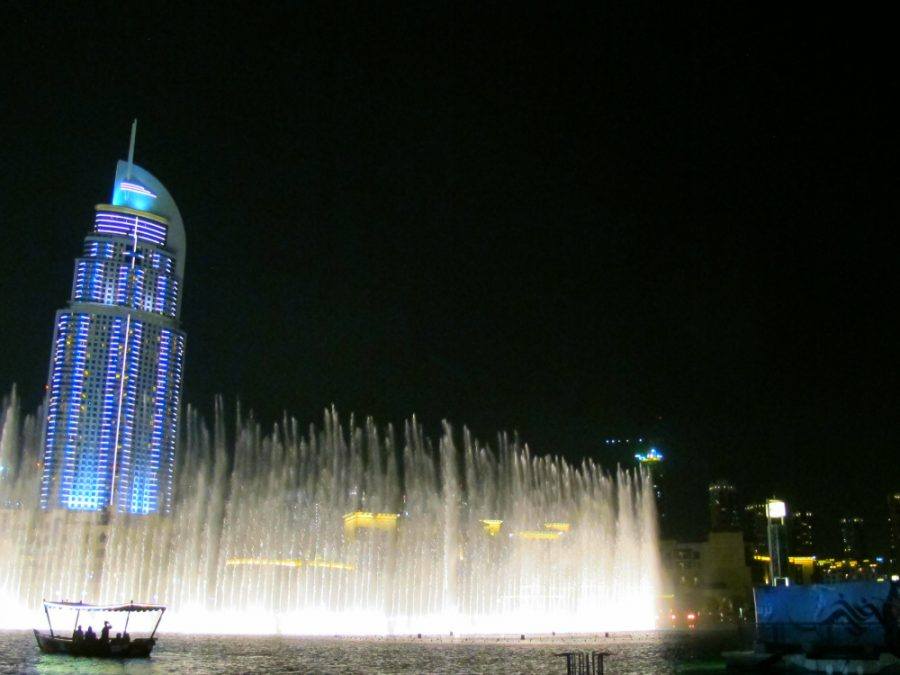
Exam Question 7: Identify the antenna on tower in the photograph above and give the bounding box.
[126,119,138,179]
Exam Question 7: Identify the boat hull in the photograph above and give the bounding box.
[33,630,155,658]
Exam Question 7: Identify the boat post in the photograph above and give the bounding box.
[150,607,166,638]
[150,607,165,639]
[123,607,131,635]
[73,608,80,635]
[43,602,54,638]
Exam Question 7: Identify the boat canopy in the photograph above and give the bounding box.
[44,601,165,613]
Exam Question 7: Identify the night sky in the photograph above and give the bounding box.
[0,4,896,548]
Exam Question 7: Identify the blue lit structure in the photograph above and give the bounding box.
[41,130,186,515]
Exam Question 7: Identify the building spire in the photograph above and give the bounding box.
[126,119,137,179]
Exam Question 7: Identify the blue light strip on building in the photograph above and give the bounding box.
[94,211,167,247]
[117,319,143,513]
[40,315,70,508]
[59,314,91,510]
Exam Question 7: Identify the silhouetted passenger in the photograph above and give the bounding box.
[73,625,84,642]
[100,621,111,643]
[115,632,122,642]
[122,631,130,642]
[85,625,96,641]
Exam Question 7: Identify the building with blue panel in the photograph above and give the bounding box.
[40,125,186,515]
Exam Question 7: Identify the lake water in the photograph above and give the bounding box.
[0,629,751,673]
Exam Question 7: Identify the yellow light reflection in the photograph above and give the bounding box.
[516,530,562,540]
[225,557,354,571]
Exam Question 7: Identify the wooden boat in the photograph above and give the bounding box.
[33,600,165,658]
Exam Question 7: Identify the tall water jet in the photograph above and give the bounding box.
[0,391,661,634]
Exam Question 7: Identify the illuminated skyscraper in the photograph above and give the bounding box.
[40,123,186,515]
[635,447,666,534]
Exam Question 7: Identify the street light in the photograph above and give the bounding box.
[766,499,788,586]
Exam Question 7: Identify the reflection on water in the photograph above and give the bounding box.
[1,629,750,674]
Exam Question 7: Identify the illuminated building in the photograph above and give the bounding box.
[839,516,866,559]
[480,519,503,536]
[634,447,666,534]
[789,510,816,557]
[708,480,740,532]
[40,123,186,515]
[888,493,900,574]
[751,554,817,585]
[818,556,887,583]
[343,511,399,540]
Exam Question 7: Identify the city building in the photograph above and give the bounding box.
[839,516,866,559]
[818,556,888,583]
[635,447,666,534]
[790,510,816,557]
[342,511,399,541]
[742,502,769,556]
[749,553,818,586]
[40,124,186,515]
[708,480,740,532]
[659,530,752,621]
[889,493,900,575]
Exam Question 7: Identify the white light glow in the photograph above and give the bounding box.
[0,400,661,636]
[766,499,786,519]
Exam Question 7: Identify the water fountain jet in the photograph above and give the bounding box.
[0,391,660,635]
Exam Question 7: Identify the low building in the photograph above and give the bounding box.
[659,530,753,623]
[818,556,889,583]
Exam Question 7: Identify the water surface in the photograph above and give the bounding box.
[1,629,749,673]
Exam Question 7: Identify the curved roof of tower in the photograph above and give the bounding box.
[111,160,186,277]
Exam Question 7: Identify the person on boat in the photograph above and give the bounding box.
[73,625,84,642]
[122,631,130,642]
[114,632,122,643]
[85,625,96,641]
[100,621,111,643]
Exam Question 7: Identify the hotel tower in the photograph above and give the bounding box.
[40,123,186,515]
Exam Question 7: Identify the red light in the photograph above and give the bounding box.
[686,613,696,621]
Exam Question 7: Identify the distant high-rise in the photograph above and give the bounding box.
[790,510,816,556]
[888,493,900,574]
[839,516,866,559]
[635,447,666,534]
[708,480,740,532]
[40,123,186,515]
[743,503,768,556]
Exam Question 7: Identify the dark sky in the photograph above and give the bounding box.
[0,3,896,548]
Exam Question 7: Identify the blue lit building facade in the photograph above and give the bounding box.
[40,155,186,515]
